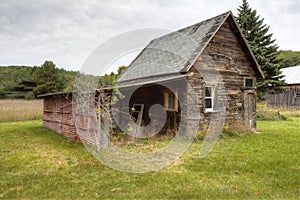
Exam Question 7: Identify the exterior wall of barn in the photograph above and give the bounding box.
[42,91,113,145]
[189,17,258,130]
[114,17,259,132]
[43,94,79,140]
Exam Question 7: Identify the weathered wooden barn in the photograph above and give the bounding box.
[267,65,300,108]
[40,11,264,141]
[116,11,263,131]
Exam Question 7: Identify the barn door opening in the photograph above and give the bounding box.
[244,91,256,131]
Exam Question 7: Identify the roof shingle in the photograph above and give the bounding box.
[117,11,263,83]
[117,12,230,82]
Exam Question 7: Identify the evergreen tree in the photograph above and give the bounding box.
[236,0,285,97]
[32,61,66,95]
[98,66,127,86]
[0,66,36,99]
[279,50,300,68]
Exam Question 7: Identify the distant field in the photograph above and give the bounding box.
[0,99,43,122]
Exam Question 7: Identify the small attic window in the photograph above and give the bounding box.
[244,77,254,88]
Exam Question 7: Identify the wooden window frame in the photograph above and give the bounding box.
[204,85,214,112]
[163,90,178,112]
[244,77,255,88]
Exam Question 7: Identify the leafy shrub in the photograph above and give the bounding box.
[221,129,240,138]
[196,131,206,141]
[256,110,287,121]
[221,120,251,138]
[25,92,35,100]
[195,119,251,141]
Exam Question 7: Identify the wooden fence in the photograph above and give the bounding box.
[266,86,300,109]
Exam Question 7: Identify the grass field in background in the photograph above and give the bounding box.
[257,101,300,118]
[0,99,43,122]
[0,119,299,199]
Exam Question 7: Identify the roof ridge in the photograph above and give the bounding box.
[182,11,232,72]
[149,11,231,44]
[178,11,231,32]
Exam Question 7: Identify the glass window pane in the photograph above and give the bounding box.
[205,98,212,109]
[245,78,253,87]
[205,87,212,97]
[168,93,174,109]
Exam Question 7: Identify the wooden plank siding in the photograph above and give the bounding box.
[189,17,257,130]
[267,86,300,109]
[43,95,80,141]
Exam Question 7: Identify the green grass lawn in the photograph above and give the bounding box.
[0,119,299,199]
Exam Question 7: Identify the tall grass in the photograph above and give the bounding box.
[0,99,43,122]
[257,102,300,120]
[280,109,300,118]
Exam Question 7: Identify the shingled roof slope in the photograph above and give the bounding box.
[118,11,263,83]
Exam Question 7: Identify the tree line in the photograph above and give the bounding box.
[0,61,127,99]
[278,50,300,68]
[0,61,77,99]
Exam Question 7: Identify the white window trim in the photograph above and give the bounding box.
[204,85,214,112]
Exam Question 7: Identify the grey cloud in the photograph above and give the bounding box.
[284,1,300,15]
[0,0,299,70]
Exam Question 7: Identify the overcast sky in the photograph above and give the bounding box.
[1,0,299,71]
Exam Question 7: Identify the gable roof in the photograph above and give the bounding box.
[281,66,300,85]
[117,11,263,83]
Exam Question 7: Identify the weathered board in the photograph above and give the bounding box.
[267,86,300,109]
[189,17,257,130]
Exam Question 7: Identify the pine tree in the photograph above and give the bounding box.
[236,0,285,98]
[32,61,66,95]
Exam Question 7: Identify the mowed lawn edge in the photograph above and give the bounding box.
[0,119,299,199]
